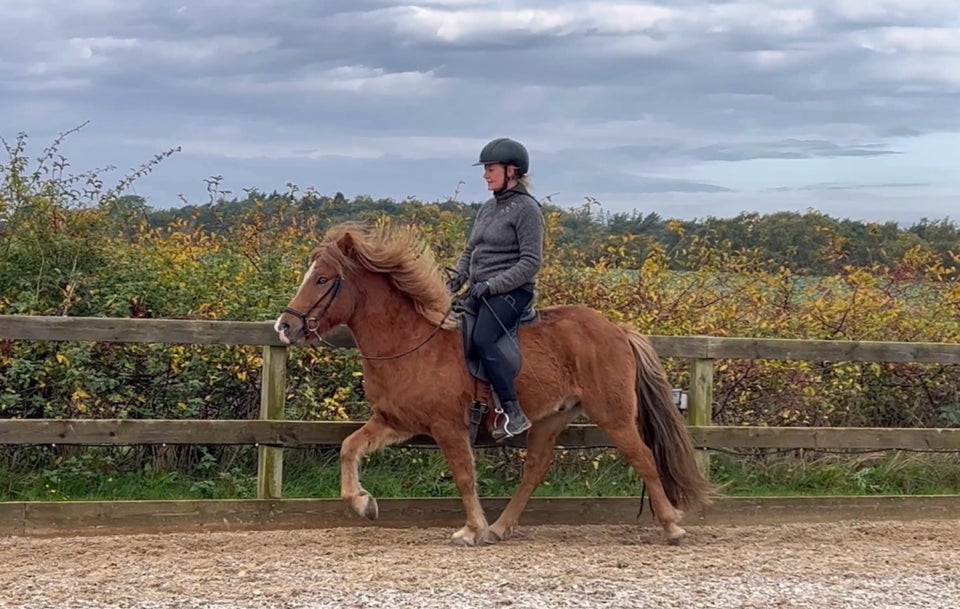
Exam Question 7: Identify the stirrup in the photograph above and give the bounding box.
[491,404,531,441]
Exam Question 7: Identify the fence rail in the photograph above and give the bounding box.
[2,420,959,451]
[2,314,959,536]
[3,314,960,362]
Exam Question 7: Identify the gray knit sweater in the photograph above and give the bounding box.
[454,186,544,295]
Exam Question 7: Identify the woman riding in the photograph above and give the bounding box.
[447,137,545,440]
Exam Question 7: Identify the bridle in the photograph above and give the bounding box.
[282,276,343,337]
[281,275,452,361]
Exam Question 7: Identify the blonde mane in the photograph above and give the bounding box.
[312,221,454,327]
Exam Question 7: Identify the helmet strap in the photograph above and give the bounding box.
[493,165,509,194]
[495,166,521,194]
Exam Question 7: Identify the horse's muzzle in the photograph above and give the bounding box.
[274,314,307,345]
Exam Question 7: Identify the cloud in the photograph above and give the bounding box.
[374,4,680,43]
[546,164,734,194]
[688,140,901,162]
[1,0,958,222]
[824,0,960,27]
[857,27,960,54]
[768,182,929,192]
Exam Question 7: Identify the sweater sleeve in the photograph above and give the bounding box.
[485,200,544,294]
[454,241,473,278]
[455,203,491,278]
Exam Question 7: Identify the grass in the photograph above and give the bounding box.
[2,446,960,502]
[711,449,960,497]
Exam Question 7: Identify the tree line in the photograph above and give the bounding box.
[137,189,959,276]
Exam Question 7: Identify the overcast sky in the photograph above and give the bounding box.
[2,1,958,224]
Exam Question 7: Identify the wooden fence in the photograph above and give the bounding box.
[1,314,959,537]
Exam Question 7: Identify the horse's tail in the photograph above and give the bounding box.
[623,327,716,512]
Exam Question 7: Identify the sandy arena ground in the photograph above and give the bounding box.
[1,520,958,609]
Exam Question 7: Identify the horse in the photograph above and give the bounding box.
[274,221,715,546]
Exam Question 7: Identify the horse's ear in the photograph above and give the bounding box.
[337,231,356,256]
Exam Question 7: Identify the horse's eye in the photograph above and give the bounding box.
[316,277,328,285]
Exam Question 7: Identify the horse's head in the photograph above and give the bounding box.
[274,221,453,346]
[274,230,362,346]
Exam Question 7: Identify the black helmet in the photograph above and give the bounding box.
[473,137,529,175]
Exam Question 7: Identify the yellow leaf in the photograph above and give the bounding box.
[55,353,69,366]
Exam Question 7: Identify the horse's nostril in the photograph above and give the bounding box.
[280,322,290,332]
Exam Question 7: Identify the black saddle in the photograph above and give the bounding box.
[454,295,539,385]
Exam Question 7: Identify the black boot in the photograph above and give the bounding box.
[492,399,532,441]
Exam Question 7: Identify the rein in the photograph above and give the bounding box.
[283,275,452,361]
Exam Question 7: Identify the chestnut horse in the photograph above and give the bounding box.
[274,221,714,546]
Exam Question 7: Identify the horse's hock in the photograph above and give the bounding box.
[0,520,957,609]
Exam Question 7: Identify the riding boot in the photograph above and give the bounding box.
[492,399,532,441]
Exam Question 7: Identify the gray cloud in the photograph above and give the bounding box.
[689,140,901,162]
[1,1,958,221]
[769,182,929,192]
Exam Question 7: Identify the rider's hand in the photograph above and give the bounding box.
[469,281,491,300]
[446,272,467,293]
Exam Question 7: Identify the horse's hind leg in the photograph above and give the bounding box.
[489,407,581,543]
[340,412,408,520]
[431,422,490,547]
[602,422,686,544]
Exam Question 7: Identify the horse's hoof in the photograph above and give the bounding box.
[361,493,379,520]
[487,523,511,543]
[666,526,686,546]
[449,526,487,547]
[346,492,379,520]
[662,518,686,545]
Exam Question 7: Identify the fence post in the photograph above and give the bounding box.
[257,345,288,499]
[687,357,714,478]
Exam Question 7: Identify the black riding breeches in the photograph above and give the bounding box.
[471,287,533,402]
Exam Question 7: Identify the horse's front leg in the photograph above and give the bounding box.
[340,413,408,520]
[489,408,580,543]
[431,422,489,547]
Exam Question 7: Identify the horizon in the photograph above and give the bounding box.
[132,172,959,230]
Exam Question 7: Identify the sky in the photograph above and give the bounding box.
[2,0,959,225]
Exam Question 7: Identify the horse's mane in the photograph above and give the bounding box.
[312,221,454,327]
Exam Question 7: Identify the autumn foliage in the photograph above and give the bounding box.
[2,128,960,436]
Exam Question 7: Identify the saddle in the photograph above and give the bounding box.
[453,295,539,444]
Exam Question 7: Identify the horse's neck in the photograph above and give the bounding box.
[347,280,435,361]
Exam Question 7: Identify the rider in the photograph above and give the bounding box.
[447,137,545,440]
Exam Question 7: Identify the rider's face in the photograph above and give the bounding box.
[483,163,508,191]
